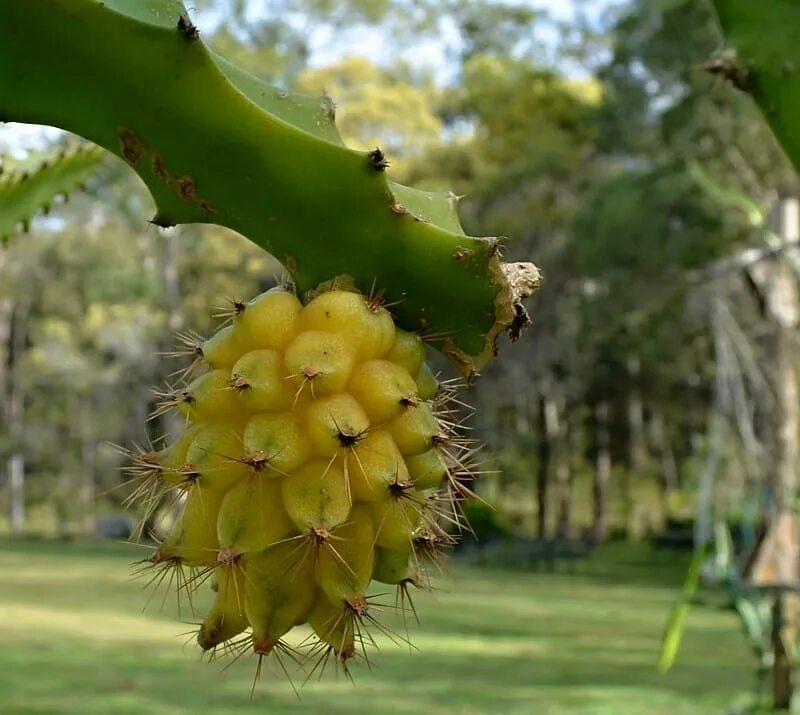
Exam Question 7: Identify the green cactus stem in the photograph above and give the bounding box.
[0,144,104,241]
[711,0,800,174]
[0,0,539,373]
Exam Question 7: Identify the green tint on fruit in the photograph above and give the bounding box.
[373,546,415,585]
[305,392,370,457]
[217,476,292,555]
[179,369,248,422]
[316,504,374,609]
[415,362,439,401]
[245,541,316,651]
[230,349,293,411]
[284,330,356,395]
[243,411,311,474]
[307,592,356,660]
[201,324,245,369]
[156,423,203,484]
[345,430,408,502]
[184,422,249,491]
[386,329,426,376]
[347,359,419,423]
[369,496,423,550]
[159,484,223,566]
[390,403,443,456]
[406,448,448,490]
[281,458,351,532]
[197,563,249,650]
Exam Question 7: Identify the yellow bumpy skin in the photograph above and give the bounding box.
[129,286,475,681]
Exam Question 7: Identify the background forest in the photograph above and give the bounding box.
[2,0,797,712]
[3,0,792,545]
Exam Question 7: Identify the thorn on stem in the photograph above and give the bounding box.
[178,15,200,41]
[701,51,749,92]
[150,215,176,229]
[368,148,389,171]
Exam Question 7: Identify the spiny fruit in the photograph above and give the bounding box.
[127,284,476,684]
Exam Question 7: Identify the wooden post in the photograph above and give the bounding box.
[748,198,800,710]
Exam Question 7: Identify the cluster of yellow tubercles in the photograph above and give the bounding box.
[126,287,470,676]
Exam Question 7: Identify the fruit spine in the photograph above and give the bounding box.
[127,285,475,679]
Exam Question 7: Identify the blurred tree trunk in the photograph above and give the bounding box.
[764,256,799,711]
[536,395,550,540]
[749,199,800,711]
[7,298,29,536]
[626,355,646,475]
[591,401,611,543]
[159,230,183,339]
[0,297,11,521]
[623,355,646,534]
[158,230,184,444]
[567,406,584,532]
[79,395,96,537]
[649,408,678,528]
[649,409,678,492]
[0,297,10,411]
[550,392,571,539]
[160,230,186,541]
[55,473,70,539]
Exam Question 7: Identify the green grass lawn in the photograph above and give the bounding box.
[0,540,755,714]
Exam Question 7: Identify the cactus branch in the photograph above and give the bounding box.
[710,0,800,174]
[0,1,539,373]
[0,144,104,241]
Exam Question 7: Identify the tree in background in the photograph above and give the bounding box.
[1,0,799,560]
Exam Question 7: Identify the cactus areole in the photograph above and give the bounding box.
[0,0,539,374]
[710,1,800,177]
